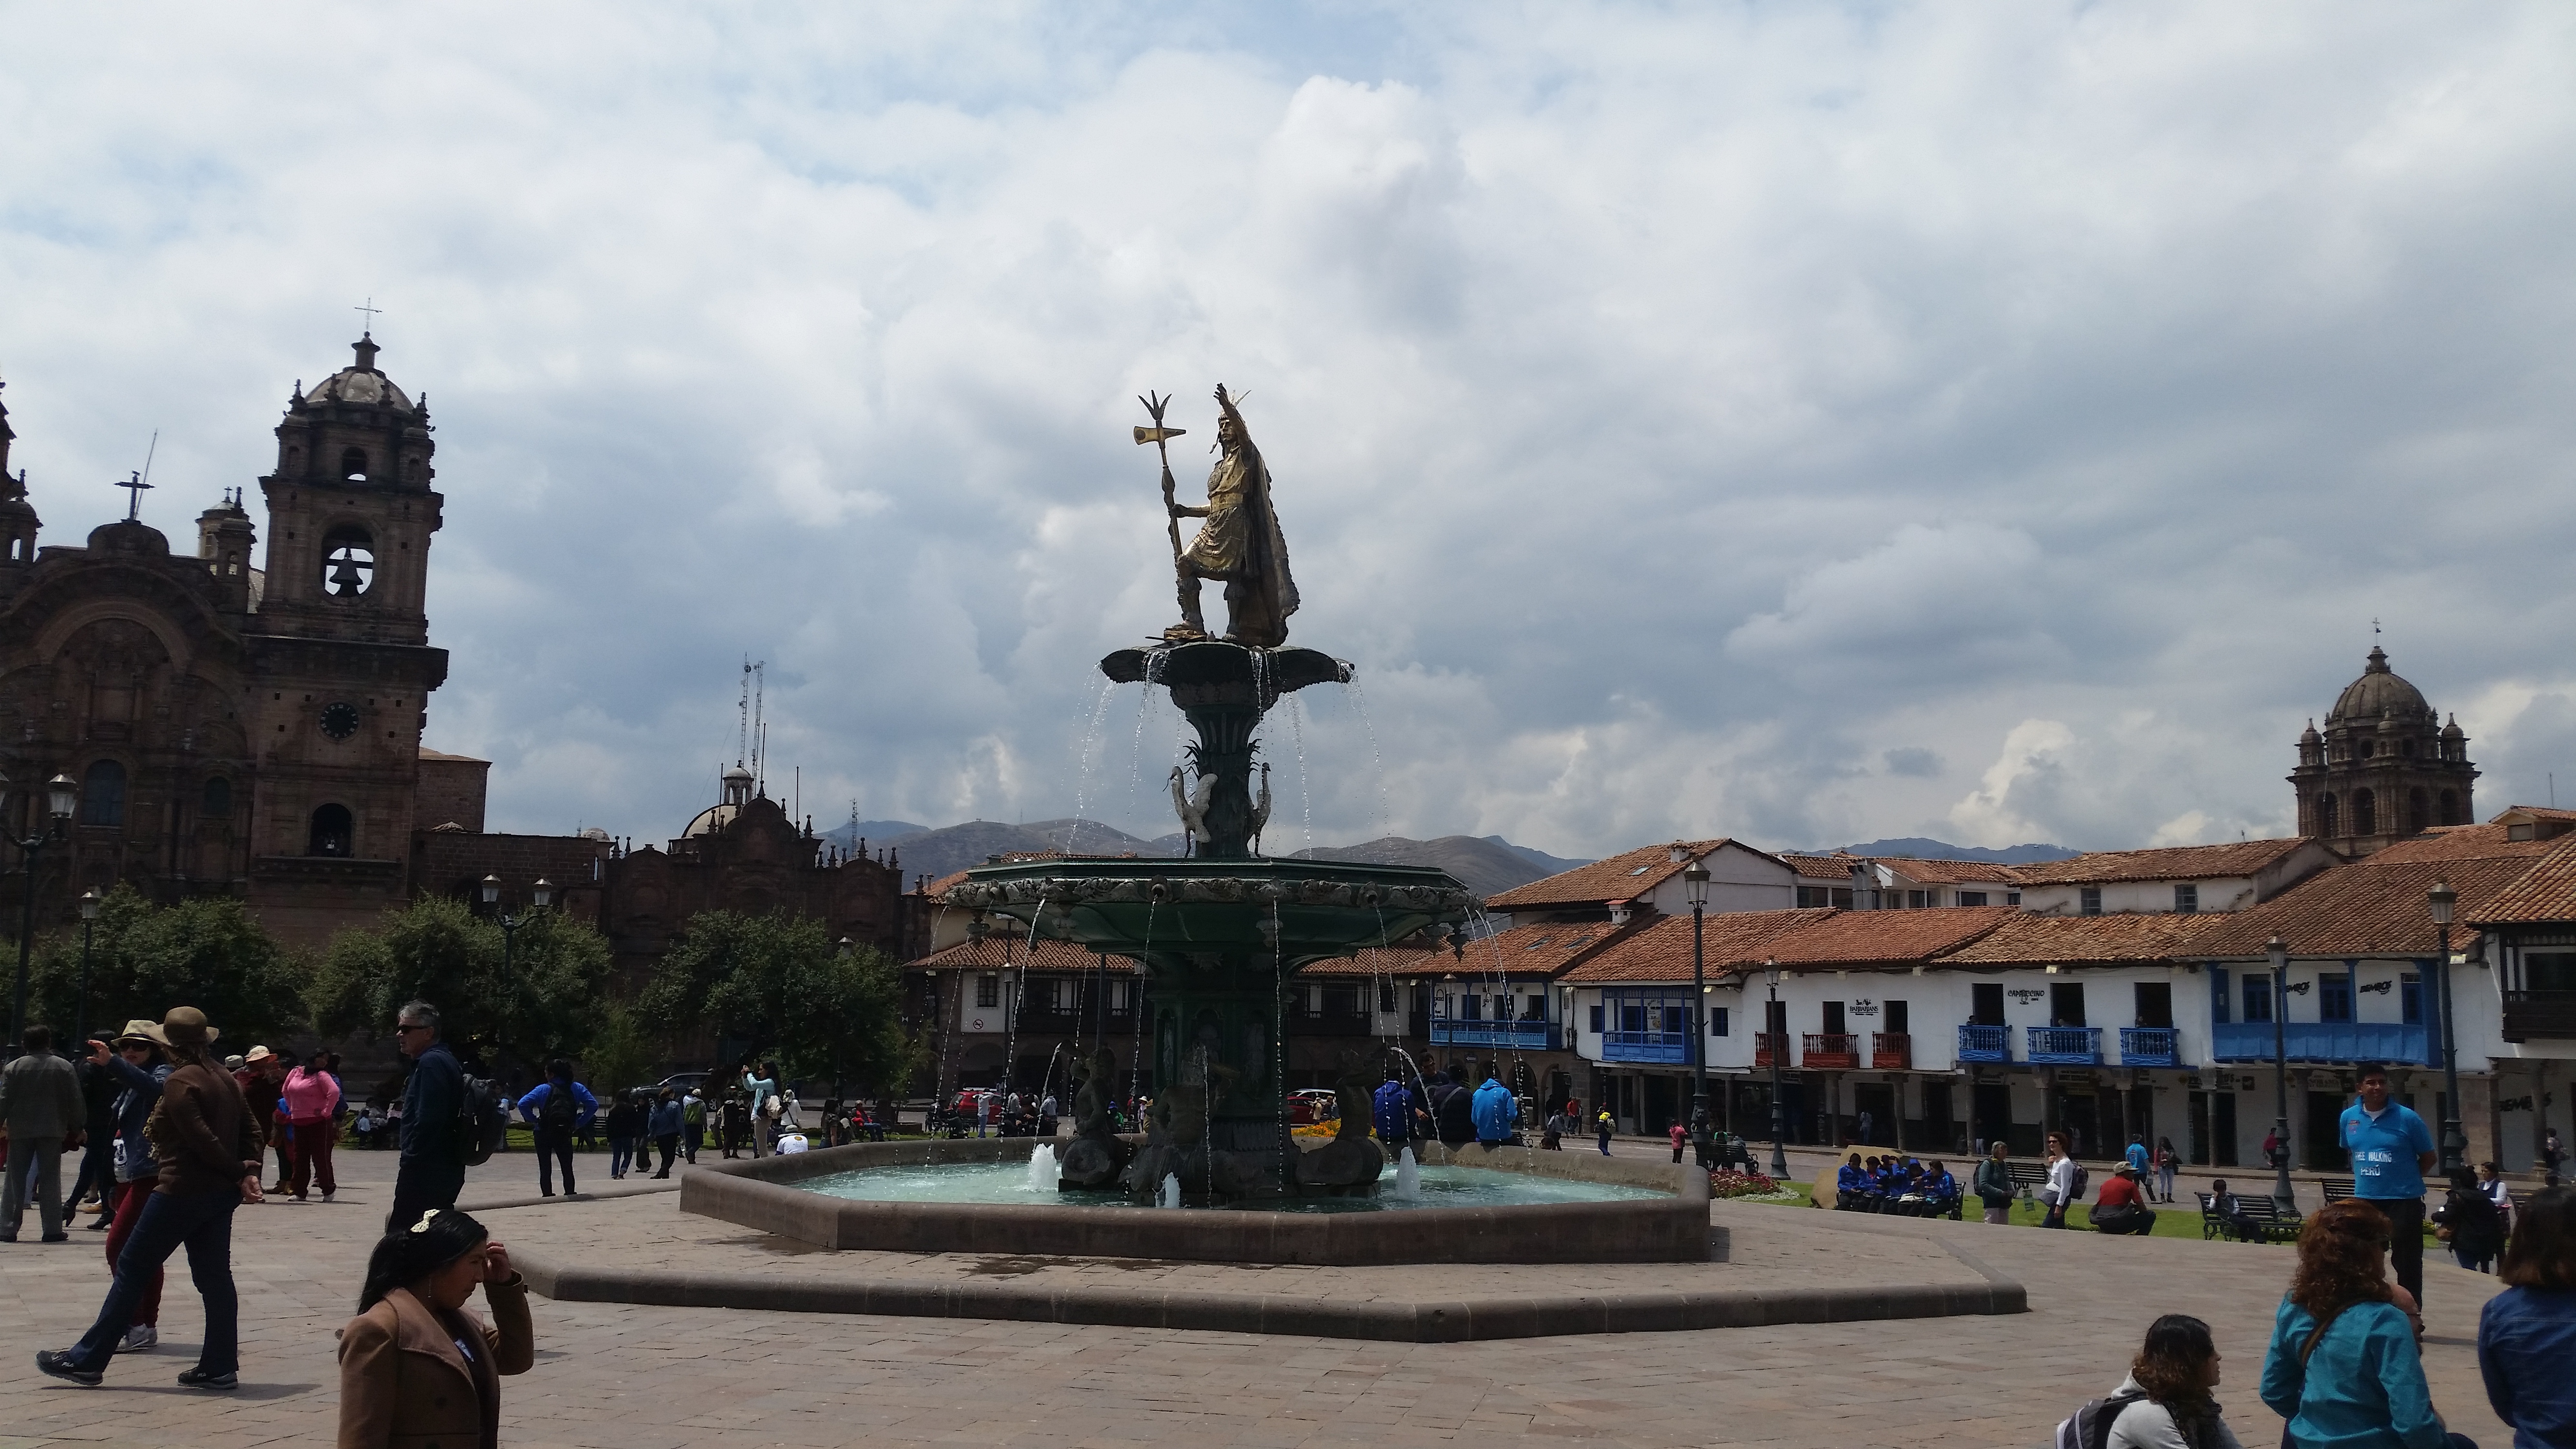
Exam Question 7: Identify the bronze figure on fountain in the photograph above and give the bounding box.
[1143,385,1298,648]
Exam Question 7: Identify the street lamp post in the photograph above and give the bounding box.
[1764,958,1788,1180]
[2428,881,2465,1175]
[482,875,554,1071]
[71,888,101,1050]
[834,936,855,1103]
[1673,846,1713,1169]
[2268,934,2296,1209]
[5,772,78,1053]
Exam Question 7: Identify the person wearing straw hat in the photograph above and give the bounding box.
[38,1006,264,1390]
[0,1024,85,1241]
[237,1046,291,1196]
[83,1020,174,1351]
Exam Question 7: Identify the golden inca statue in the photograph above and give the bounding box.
[1137,386,1298,647]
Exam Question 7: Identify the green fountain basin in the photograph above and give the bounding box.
[943,856,1475,963]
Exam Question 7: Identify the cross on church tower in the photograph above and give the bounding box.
[354,297,382,333]
[116,470,151,521]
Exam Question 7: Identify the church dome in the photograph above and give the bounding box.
[300,336,413,413]
[2328,647,2433,727]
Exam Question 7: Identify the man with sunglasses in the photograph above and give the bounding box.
[387,1003,465,1235]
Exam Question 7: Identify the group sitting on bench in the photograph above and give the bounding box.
[2197,1176,2301,1242]
[1833,1152,1962,1217]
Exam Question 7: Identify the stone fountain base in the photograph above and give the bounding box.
[676,1135,1712,1266]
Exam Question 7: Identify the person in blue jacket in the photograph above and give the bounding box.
[1836,1153,1868,1210]
[515,1061,598,1198]
[1370,1072,1417,1152]
[1469,1076,1517,1148]
[2481,1185,2576,1449]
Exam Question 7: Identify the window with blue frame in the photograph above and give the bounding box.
[2319,970,2354,1023]
[2400,972,2423,1025]
[1603,987,1694,1056]
[2243,974,2272,1023]
[2211,966,2232,1025]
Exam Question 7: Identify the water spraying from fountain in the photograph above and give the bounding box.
[1026,1141,1060,1192]
[1388,1145,1423,1200]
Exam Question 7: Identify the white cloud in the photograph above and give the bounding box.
[3,2,2573,859]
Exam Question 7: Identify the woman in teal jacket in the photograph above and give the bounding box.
[2258,1199,2472,1449]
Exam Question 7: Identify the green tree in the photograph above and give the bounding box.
[23,886,305,1048]
[637,910,912,1093]
[307,896,612,1079]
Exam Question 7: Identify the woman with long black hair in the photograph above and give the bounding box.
[2093,1314,2245,1449]
[338,1208,532,1449]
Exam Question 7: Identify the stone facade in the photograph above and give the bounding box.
[0,337,450,947]
[2291,646,2478,857]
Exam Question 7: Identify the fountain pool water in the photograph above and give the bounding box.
[1025,1142,1060,1192]
[798,1159,1664,1214]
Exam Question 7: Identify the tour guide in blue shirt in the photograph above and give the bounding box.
[2342,1062,2439,1305]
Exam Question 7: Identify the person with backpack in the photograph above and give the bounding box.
[1595,1109,1613,1157]
[2153,1137,2180,1205]
[681,1090,704,1163]
[1975,1142,2015,1224]
[2055,1313,2245,1449]
[515,1061,597,1198]
[2041,1133,2081,1229]
[36,1006,262,1391]
[648,1089,684,1179]
[387,1003,488,1236]
[2432,1165,2504,1274]
[2260,1199,2472,1449]
[604,1091,643,1180]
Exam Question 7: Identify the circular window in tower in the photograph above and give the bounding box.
[322,524,375,597]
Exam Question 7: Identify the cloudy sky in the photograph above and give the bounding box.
[5,3,2573,861]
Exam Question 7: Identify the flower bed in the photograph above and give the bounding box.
[1707,1169,1792,1199]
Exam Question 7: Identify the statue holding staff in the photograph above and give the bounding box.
[1140,385,1298,648]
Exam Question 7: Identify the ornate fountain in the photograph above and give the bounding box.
[942,386,1476,1203]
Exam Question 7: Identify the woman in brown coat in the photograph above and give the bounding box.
[338,1208,532,1449]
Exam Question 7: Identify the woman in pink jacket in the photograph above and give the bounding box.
[280,1049,343,1202]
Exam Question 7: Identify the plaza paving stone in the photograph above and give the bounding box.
[0,1144,2513,1449]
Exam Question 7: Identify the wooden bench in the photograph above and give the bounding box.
[2199,1191,2303,1242]
[2321,1176,2356,1202]
[2007,1161,2050,1197]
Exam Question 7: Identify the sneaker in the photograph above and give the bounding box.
[321,1191,335,1203]
[177,1367,237,1391]
[36,1349,101,1386]
[121,1325,158,1352]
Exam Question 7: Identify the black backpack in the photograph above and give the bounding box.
[2070,1162,2091,1202]
[539,1081,579,1136]
[458,1073,509,1166]
[2052,1391,2142,1449]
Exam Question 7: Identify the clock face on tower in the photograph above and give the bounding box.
[320,701,361,741]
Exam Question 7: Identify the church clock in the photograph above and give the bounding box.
[320,701,361,741]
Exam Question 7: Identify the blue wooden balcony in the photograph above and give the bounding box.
[1601,1029,1691,1064]
[1432,1019,1562,1051]
[2118,1027,2184,1067]
[1957,1023,2010,1063]
[2211,1022,2432,1066]
[2026,1026,2102,1065]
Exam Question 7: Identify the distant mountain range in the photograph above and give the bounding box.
[820,818,1592,895]
[1808,836,2081,864]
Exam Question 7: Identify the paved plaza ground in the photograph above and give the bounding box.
[0,1143,2513,1449]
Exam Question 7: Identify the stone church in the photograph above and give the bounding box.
[0,336,924,982]
[0,336,449,945]
[2291,645,2479,857]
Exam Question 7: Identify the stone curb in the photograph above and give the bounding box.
[511,1247,2024,1342]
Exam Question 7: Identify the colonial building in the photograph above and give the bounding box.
[0,337,452,946]
[2292,646,2478,855]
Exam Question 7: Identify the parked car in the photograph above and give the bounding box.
[1288,1089,1340,1127]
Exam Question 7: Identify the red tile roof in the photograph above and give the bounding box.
[1449,920,1640,978]
[1561,910,1833,984]
[2193,845,2550,958]
[2012,837,2317,886]
[1779,853,1861,880]
[1762,906,2020,969]
[2361,824,2551,865]
[2460,838,2576,925]
[1485,839,1752,910]
[908,934,1138,972]
[1936,911,2222,966]
[1871,858,2025,886]
[1298,944,1447,977]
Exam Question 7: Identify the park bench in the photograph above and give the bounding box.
[2007,1161,2050,1197]
[2321,1176,2356,1202]
[2199,1190,2302,1242]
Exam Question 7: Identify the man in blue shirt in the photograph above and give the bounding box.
[2341,1061,2438,1305]
[390,1002,465,1235]
[1370,1073,1417,1151]
[2124,1135,2150,1179]
[1469,1076,1518,1148]
[516,1060,599,1198]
